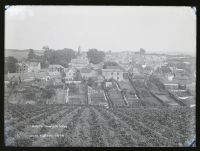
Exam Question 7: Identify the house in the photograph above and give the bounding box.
[69,56,89,69]
[96,75,104,83]
[49,64,64,72]
[47,70,62,84]
[102,66,128,81]
[140,66,153,75]
[4,75,10,85]
[166,73,175,81]
[48,70,61,79]
[64,68,77,81]
[116,51,133,65]
[89,63,104,70]
[16,62,41,73]
[105,82,112,87]
[132,53,166,70]
[27,62,41,72]
[35,71,50,81]
[173,68,190,81]
[80,68,97,80]
[16,62,28,73]
[128,65,140,75]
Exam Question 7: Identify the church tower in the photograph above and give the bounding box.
[77,45,81,56]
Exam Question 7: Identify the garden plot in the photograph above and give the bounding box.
[141,95,163,106]
[169,90,195,107]
[118,81,136,93]
[88,86,108,106]
[132,80,162,106]
[90,93,108,106]
[108,88,125,107]
[154,94,179,106]
[67,83,87,105]
[118,81,141,107]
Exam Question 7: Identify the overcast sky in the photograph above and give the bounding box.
[5,6,196,55]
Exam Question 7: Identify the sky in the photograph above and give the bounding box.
[5,6,196,55]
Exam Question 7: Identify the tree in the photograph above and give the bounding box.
[87,77,97,87]
[43,49,53,61]
[140,48,146,55]
[87,49,105,64]
[5,56,18,73]
[42,88,56,99]
[47,48,76,68]
[27,49,36,61]
[42,45,50,51]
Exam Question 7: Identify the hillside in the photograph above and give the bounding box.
[5,49,44,61]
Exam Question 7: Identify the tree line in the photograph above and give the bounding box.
[5,46,106,73]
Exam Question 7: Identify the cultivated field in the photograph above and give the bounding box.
[5,104,195,147]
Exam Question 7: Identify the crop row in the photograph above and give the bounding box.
[5,105,79,146]
[106,108,171,146]
[93,106,152,147]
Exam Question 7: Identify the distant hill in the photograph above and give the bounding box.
[5,49,44,61]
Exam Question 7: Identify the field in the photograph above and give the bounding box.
[5,104,195,147]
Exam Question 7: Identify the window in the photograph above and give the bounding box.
[117,72,119,75]
[117,77,119,80]
[111,72,113,75]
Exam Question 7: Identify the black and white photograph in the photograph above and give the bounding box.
[4,6,196,147]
